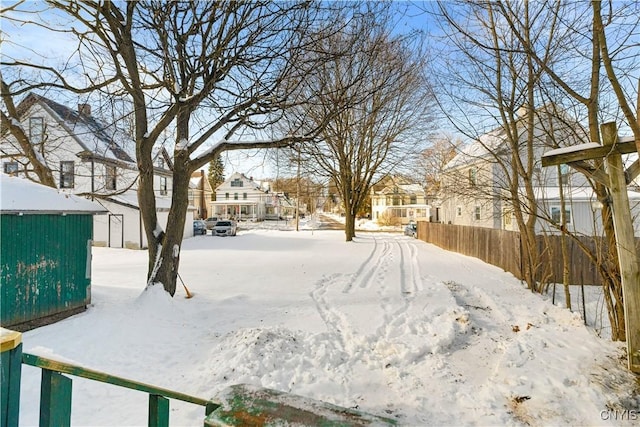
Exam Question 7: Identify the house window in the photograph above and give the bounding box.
[106,165,117,190]
[157,157,164,168]
[469,167,477,186]
[231,178,243,187]
[234,193,238,200]
[60,161,75,188]
[474,206,481,220]
[3,161,18,175]
[243,193,247,200]
[551,206,571,224]
[456,206,462,217]
[159,176,167,195]
[29,117,44,144]
[393,197,401,206]
[225,192,229,200]
[410,195,417,204]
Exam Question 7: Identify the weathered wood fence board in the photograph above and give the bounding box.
[417,222,614,286]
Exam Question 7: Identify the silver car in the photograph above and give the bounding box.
[212,220,237,236]
[205,216,220,230]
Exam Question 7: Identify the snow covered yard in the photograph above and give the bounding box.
[18,227,639,426]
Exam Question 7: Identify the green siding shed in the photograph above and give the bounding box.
[0,174,106,330]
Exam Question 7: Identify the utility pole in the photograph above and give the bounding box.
[295,145,300,232]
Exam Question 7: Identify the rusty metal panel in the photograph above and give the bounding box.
[1,214,92,328]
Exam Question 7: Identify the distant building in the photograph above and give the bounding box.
[438,106,640,235]
[189,170,214,220]
[210,172,294,221]
[370,175,430,225]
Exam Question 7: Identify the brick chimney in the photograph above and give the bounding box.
[78,104,91,116]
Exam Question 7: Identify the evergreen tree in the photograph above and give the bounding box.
[207,155,225,200]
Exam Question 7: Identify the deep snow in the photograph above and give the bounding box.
[16,217,640,426]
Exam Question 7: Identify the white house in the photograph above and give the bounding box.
[439,106,640,236]
[0,92,194,249]
[370,175,430,225]
[210,172,294,221]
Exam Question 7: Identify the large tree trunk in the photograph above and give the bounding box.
[147,108,192,295]
[344,210,356,241]
[137,141,160,286]
[153,154,190,296]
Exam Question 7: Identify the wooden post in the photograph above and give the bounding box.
[602,122,640,373]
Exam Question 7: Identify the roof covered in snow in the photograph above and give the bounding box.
[0,173,107,214]
[19,93,136,165]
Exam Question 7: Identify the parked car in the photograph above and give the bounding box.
[212,220,237,236]
[404,222,417,238]
[205,217,219,230]
[193,220,207,235]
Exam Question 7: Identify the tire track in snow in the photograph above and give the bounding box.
[310,235,429,406]
[342,237,393,293]
[377,238,422,340]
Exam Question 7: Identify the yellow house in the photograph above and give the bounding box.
[370,176,430,225]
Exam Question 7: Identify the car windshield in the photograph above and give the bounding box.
[216,221,232,226]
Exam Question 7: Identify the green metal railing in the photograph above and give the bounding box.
[21,352,220,427]
[3,329,397,427]
[1,328,219,427]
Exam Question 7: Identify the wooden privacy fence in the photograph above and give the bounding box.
[417,222,606,286]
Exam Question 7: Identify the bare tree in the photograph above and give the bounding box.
[1,81,57,187]
[432,1,570,290]
[4,1,351,295]
[287,5,433,241]
[416,133,462,199]
[494,0,640,340]
[0,1,104,187]
[429,0,640,339]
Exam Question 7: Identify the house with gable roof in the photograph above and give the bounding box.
[370,175,430,225]
[0,92,195,249]
[438,107,640,235]
[210,172,295,221]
